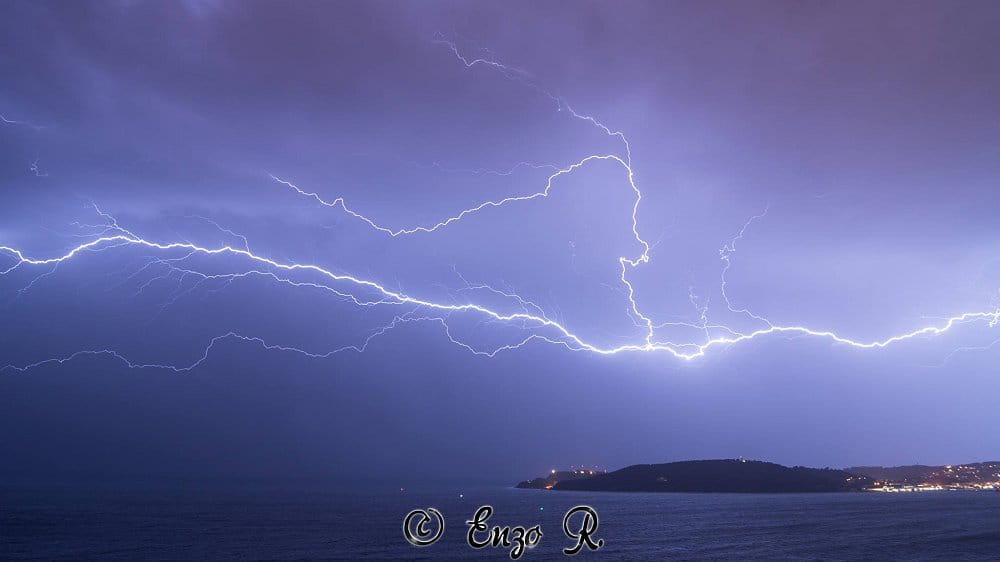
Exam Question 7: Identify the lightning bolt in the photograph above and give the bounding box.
[1,113,43,130]
[2,222,998,371]
[719,207,773,327]
[29,158,48,177]
[2,37,998,374]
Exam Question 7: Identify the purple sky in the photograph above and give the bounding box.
[2,1,1000,484]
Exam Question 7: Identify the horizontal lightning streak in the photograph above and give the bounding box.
[1,235,998,372]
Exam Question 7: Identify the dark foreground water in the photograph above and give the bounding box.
[3,484,1000,560]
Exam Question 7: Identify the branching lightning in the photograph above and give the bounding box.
[2,37,999,373]
[29,158,48,177]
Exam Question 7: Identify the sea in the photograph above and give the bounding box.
[2,483,999,560]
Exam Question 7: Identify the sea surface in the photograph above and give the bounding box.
[2,483,1000,560]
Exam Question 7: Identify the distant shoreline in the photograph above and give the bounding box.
[517,459,1000,494]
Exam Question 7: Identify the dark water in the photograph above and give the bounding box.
[3,484,1000,560]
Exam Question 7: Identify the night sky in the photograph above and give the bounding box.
[2,1,1000,485]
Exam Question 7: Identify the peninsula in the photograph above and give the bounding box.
[518,459,869,493]
[517,459,1000,493]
